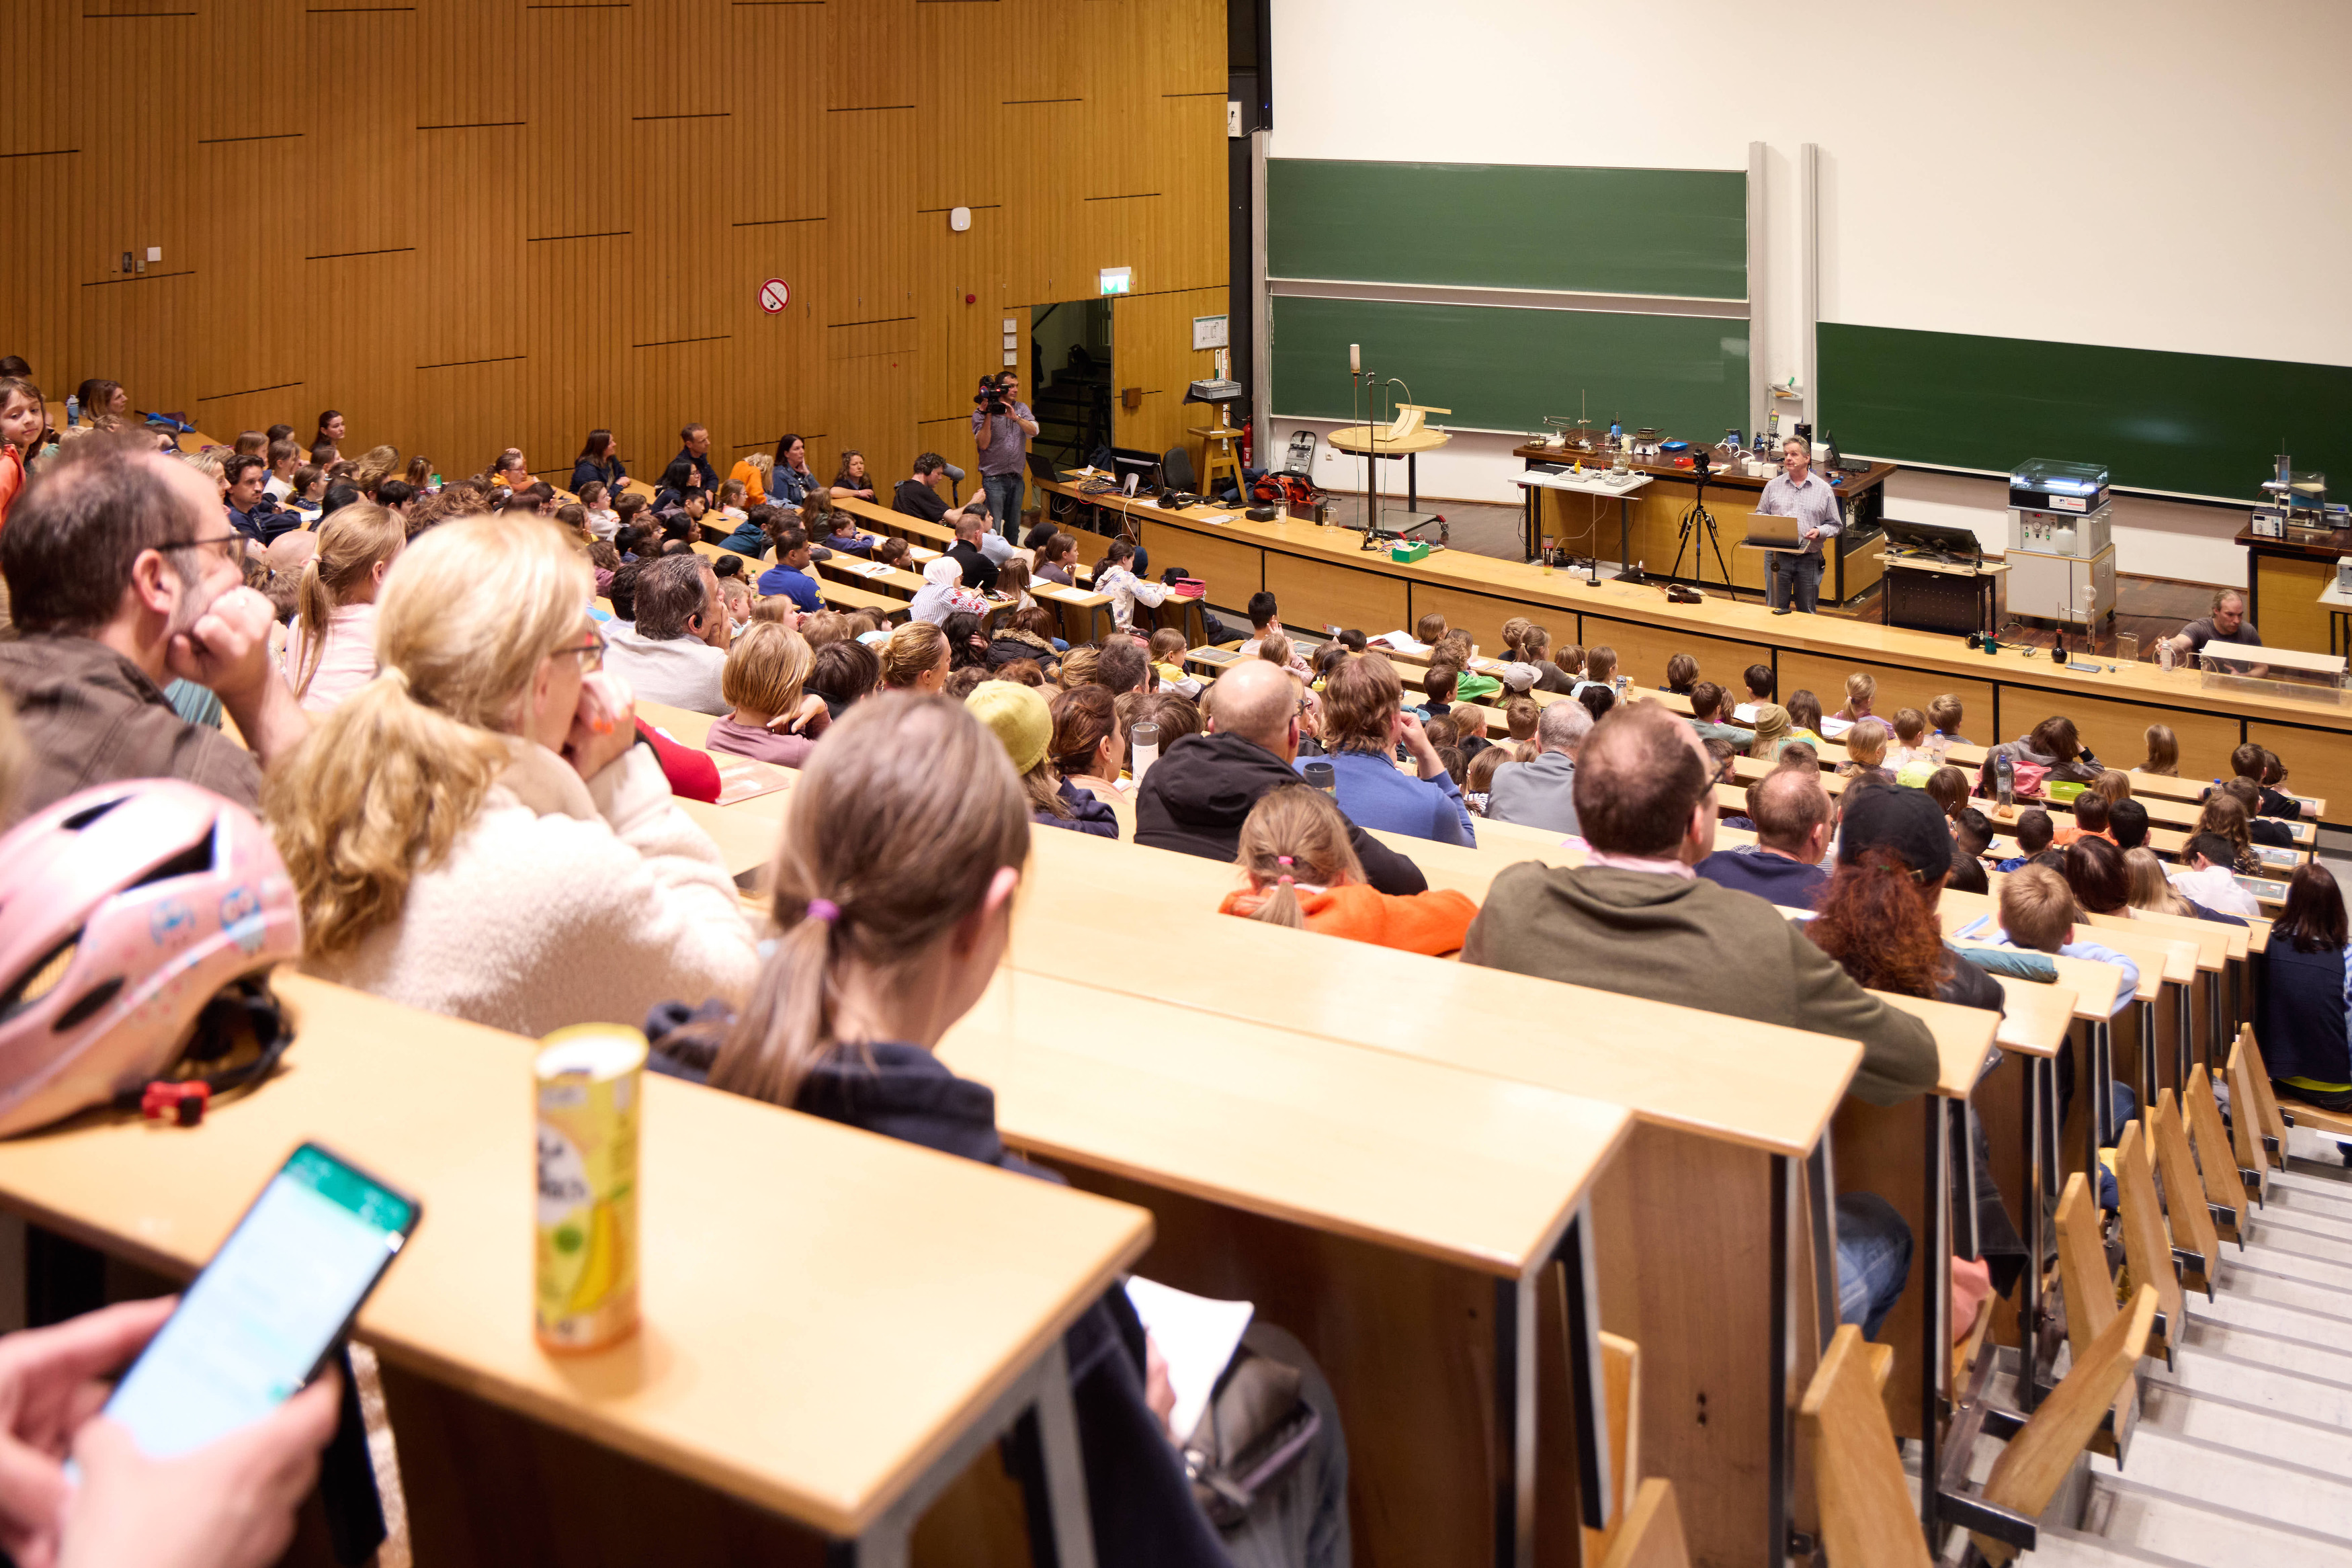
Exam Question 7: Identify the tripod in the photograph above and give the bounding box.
[1667,473,1736,599]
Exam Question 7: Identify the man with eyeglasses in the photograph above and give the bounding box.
[0,434,310,818]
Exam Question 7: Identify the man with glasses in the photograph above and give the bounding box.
[0,434,310,816]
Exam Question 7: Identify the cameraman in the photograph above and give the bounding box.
[970,372,1038,543]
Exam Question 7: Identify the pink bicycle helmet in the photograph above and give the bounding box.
[0,779,302,1137]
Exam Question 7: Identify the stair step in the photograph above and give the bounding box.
[2086,1473,2352,1566]
[2228,1240,2352,1289]
[2265,1168,2352,1207]
[2090,1426,2352,1543]
[2194,1260,2352,1325]
[2174,1319,2352,1417]
[2023,1524,2221,1568]
[2251,1205,2352,1248]
[2192,1291,2352,1345]
[2140,1373,2352,1460]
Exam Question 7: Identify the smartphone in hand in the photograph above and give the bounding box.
[99,1142,420,1458]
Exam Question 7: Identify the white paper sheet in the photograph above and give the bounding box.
[1124,1276,1254,1443]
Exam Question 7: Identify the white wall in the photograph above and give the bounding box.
[1267,0,2352,580]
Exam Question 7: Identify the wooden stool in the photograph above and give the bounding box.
[1189,420,1243,498]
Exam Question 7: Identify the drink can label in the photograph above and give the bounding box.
[534,1025,647,1352]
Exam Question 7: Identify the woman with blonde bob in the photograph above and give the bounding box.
[282,500,405,711]
[1220,785,1476,954]
[648,695,1347,1565]
[263,516,759,1035]
[878,621,950,693]
[708,621,827,767]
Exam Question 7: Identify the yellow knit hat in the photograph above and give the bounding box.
[964,681,1052,775]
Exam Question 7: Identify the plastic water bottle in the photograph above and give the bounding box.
[2158,638,2175,672]
[64,395,78,429]
[1130,721,1161,787]
[1994,752,2015,808]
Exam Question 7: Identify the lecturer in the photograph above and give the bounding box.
[1755,435,1843,614]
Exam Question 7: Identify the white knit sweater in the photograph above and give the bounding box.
[306,740,761,1037]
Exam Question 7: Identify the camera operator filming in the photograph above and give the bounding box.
[970,371,1038,543]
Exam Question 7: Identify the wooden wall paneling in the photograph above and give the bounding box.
[1111,285,1228,460]
[2246,723,2352,809]
[1577,617,1779,697]
[1,5,83,400]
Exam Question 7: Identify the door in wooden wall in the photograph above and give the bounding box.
[1111,287,1230,483]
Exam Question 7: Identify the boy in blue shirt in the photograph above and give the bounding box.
[1994,808,2054,872]
[755,526,823,613]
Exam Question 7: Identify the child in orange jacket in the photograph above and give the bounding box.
[1218,783,1477,955]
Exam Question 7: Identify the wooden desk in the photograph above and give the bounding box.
[943,971,1636,1567]
[1327,420,1451,515]
[1089,496,2352,818]
[0,974,1150,1567]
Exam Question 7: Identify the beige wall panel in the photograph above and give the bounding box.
[1111,286,1228,460]
[1780,652,1997,738]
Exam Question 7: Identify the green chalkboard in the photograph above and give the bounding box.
[1267,159,1747,301]
[1271,296,1748,440]
[1819,323,2352,503]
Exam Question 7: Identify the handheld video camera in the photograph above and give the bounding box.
[972,374,1011,416]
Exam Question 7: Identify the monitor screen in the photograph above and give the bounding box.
[1884,518,1984,558]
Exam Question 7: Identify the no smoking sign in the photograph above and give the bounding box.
[757,278,790,314]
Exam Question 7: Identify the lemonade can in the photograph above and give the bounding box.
[534,1025,646,1351]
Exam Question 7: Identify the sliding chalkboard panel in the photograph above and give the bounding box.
[1271,295,1748,440]
[1267,159,1747,300]
[1820,322,2352,503]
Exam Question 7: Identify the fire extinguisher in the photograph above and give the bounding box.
[1238,423,1253,469]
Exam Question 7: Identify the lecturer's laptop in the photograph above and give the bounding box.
[1741,512,1802,551]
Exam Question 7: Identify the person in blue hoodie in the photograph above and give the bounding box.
[647,695,1349,1568]
[1695,766,1831,908]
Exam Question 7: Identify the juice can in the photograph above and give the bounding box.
[534,1025,646,1352]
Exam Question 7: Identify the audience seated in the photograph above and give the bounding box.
[283,500,405,712]
[1136,660,1426,895]
[1464,703,1938,1336]
[1496,617,1572,693]
[1047,685,1124,808]
[989,605,1063,674]
[910,556,985,625]
[1785,689,1825,744]
[892,451,971,529]
[1996,810,2055,871]
[1306,653,1474,846]
[1696,767,1831,907]
[945,513,1000,593]
[646,695,1349,1566]
[829,449,878,503]
[1836,672,1876,724]
[769,434,818,507]
[807,636,880,717]
[263,516,757,1035]
[1927,693,1969,746]
[2054,791,2115,848]
[1993,865,2140,1020]
[1093,538,1167,632]
[1985,715,2101,791]
[1949,808,1993,894]
[604,554,730,715]
[0,433,308,815]
[1747,702,1792,760]
[2124,846,2192,916]
[708,621,826,767]
[1662,652,1699,697]
[2169,830,2259,916]
[2192,792,2262,872]
[1568,644,1618,701]
[2216,777,2296,847]
[967,680,1116,836]
[1686,681,1755,748]
[1220,785,1477,954]
[2256,863,2352,1112]
[1484,698,1591,834]
[715,500,774,559]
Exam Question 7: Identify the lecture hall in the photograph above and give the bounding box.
[1,1,2349,1565]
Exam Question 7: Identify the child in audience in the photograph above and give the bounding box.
[2255,747,2317,820]
[1497,619,1573,692]
[648,697,1345,1564]
[262,517,758,1035]
[1503,696,1538,746]
[1927,693,1969,746]
[1923,765,1970,820]
[1950,810,1994,894]
[0,376,46,533]
[1663,652,1699,695]
[1464,746,1509,817]
[285,464,327,525]
[282,501,405,712]
[1747,703,1792,760]
[1569,645,1618,701]
[707,622,827,768]
[1576,684,1615,725]
[1882,707,1934,773]
[806,637,880,717]
[1553,643,1585,685]
[1222,785,1477,953]
[817,503,878,557]
[968,681,1116,836]
[1420,662,1458,721]
[578,480,619,539]
[2193,791,2263,871]
[1839,717,1892,783]
[1786,689,1825,745]
[994,555,1036,612]
[2171,830,2260,917]
[1116,689,1201,773]
[1743,664,1775,705]
[2124,847,2192,916]
[1997,809,2055,871]
[1093,537,1168,631]
[1411,611,1447,647]
[2256,863,2352,1111]
[1426,630,1499,704]
[2061,834,2132,915]
[2216,777,2296,848]
[1147,627,1202,699]
[1776,739,1818,773]
[1034,531,1079,586]
[1836,672,1876,723]
[1687,682,1755,748]
[1995,865,2139,1017]
[1453,702,1491,760]
[2052,791,2115,848]
[872,535,913,570]
[1048,684,1128,813]
[2136,723,2178,776]
[2226,742,2314,821]
[880,621,950,693]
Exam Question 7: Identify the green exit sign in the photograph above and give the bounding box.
[1098,267,1132,296]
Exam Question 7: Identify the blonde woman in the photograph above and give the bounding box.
[282,501,405,711]
[2136,724,2179,776]
[2124,846,2192,916]
[708,621,827,767]
[263,516,758,1035]
[878,621,950,693]
[349,445,401,496]
[728,449,775,506]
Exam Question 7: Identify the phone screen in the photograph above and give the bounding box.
[102,1143,418,1458]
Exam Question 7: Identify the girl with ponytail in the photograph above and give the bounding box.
[1219,783,1478,954]
[263,515,757,1035]
[282,500,405,711]
[656,693,1345,1565]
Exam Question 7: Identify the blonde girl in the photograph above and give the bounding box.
[1837,671,1876,723]
[2137,724,2179,776]
[284,500,406,711]
[263,515,757,1033]
[1220,785,1478,954]
[879,620,950,693]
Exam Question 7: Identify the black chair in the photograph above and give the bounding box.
[1161,444,1198,494]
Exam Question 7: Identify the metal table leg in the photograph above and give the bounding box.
[1804,1137,1841,1352]
[1558,1208,1613,1534]
[1769,1153,1798,1568]
[2020,1057,2046,1413]
[1921,1096,1952,1545]
[1492,1271,1536,1568]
